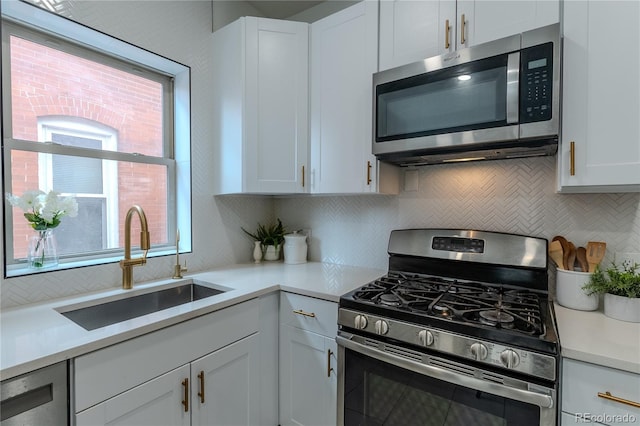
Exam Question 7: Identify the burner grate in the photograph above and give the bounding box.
[351,274,545,337]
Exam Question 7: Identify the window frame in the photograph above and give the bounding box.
[1,1,192,277]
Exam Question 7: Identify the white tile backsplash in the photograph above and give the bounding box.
[275,156,640,287]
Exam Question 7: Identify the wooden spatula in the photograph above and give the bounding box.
[549,240,565,269]
[586,241,607,272]
[576,246,589,272]
[551,236,570,270]
[566,242,577,271]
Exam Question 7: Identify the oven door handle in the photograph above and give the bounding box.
[336,335,554,409]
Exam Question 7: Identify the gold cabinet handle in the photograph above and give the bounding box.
[181,378,189,412]
[366,161,372,185]
[293,309,316,318]
[327,349,334,377]
[197,370,205,404]
[302,165,305,188]
[570,141,576,176]
[460,14,466,45]
[598,391,640,409]
[445,19,451,49]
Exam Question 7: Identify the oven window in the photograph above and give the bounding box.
[343,348,540,426]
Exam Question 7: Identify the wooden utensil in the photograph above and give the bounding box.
[548,240,565,269]
[586,241,606,272]
[576,246,589,272]
[566,242,576,271]
[551,236,570,270]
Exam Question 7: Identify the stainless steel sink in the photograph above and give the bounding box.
[60,283,225,331]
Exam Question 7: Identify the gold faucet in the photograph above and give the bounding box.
[119,205,151,289]
[172,229,187,279]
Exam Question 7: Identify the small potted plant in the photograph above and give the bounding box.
[242,218,286,261]
[582,259,640,323]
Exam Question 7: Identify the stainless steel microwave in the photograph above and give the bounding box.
[373,24,561,166]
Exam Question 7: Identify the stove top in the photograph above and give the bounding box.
[340,271,557,354]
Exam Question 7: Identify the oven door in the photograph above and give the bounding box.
[337,333,556,426]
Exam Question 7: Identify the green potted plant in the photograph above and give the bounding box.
[242,218,286,261]
[582,260,640,323]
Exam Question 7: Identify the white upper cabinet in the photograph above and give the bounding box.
[379,0,559,71]
[212,17,309,194]
[558,0,640,192]
[379,0,456,70]
[456,1,559,49]
[310,1,400,194]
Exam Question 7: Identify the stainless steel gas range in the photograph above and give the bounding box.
[337,229,559,426]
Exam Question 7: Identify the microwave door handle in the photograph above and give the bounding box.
[506,52,520,124]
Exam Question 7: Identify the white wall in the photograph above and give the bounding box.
[0,0,273,308]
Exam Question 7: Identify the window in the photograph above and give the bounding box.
[2,2,191,276]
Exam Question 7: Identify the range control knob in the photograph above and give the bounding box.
[418,329,434,347]
[500,349,520,368]
[374,320,389,335]
[354,314,368,330]
[470,342,488,360]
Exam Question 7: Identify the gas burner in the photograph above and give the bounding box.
[478,310,515,328]
[431,304,452,318]
[379,293,402,306]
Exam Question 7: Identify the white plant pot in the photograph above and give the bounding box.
[263,245,281,261]
[603,293,640,323]
[555,269,598,311]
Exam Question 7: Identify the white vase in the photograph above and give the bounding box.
[252,241,262,264]
[263,245,281,261]
[603,294,640,323]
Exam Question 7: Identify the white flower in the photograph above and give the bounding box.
[60,196,78,218]
[5,189,78,229]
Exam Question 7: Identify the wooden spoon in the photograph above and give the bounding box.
[586,241,607,272]
[551,236,570,270]
[566,242,576,271]
[548,240,565,270]
[576,246,589,272]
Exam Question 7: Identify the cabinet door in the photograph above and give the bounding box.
[76,364,190,426]
[456,1,559,50]
[310,0,385,194]
[279,325,337,426]
[559,1,640,192]
[191,333,260,426]
[379,0,456,70]
[245,18,309,194]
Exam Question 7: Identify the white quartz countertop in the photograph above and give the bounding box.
[0,262,385,380]
[554,303,640,374]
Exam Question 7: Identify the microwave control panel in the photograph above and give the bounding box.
[520,42,553,123]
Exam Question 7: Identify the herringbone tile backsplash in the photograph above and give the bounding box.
[275,156,640,294]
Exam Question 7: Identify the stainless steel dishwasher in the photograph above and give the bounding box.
[1,361,68,425]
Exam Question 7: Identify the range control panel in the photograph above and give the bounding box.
[520,42,554,123]
[432,237,485,253]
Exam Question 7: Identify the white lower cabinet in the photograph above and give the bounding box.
[279,292,338,426]
[561,358,640,425]
[76,364,191,426]
[74,298,273,426]
[76,335,259,426]
[191,334,260,426]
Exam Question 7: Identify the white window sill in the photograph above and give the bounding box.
[5,249,177,278]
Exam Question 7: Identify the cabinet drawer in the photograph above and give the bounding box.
[562,358,640,423]
[75,299,259,412]
[280,292,337,337]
